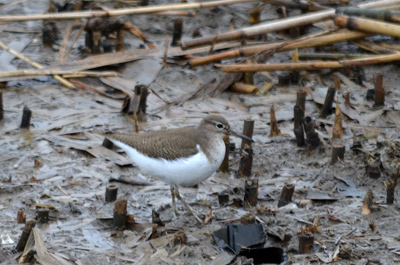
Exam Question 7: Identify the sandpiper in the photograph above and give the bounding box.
[98,115,253,222]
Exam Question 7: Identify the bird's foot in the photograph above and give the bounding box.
[171,186,203,223]
[184,205,203,223]
[172,206,203,223]
[172,207,181,217]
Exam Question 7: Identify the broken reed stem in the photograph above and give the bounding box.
[137,85,148,121]
[15,220,36,252]
[153,11,196,16]
[218,135,230,173]
[303,116,320,151]
[0,40,75,89]
[113,199,127,229]
[238,147,253,178]
[171,18,183,46]
[278,183,295,207]
[335,15,400,39]
[208,34,218,55]
[299,232,314,254]
[374,73,385,106]
[336,7,400,22]
[331,140,345,164]
[0,69,119,78]
[116,29,125,52]
[298,52,376,61]
[105,184,118,202]
[362,188,373,215]
[334,73,341,89]
[121,85,147,122]
[331,100,344,163]
[163,35,169,67]
[332,100,343,140]
[0,91,3,120]
[17,208,26,224]
[269,105,281,137]
[181,6,337,49]
[59,23,85,63]
[133,112,139,133]
[189,0,400,66]
[241,118,254,150]
[385,180,395,204]
[20,106,32,129]
[291,52,300,83]
[244,179,258,206]
[0,0,260,22]
[344,92,351,106]
[230,83,259,94]
[296,89,306,112]
[354,39,400,54]
[121,85,149,122]
[249,5,262,24]
[294,105,305,147]
[321,86,336,118]
[190,29,370,67]
[219,52,400,72]
[265,0,327,11]
[365,189,373,208]
[91,31,102,54]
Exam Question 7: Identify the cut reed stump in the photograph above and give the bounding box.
[244,179,258,206]
[20,106,32,129]
[16,221,36,252]
[278,183,295,207]
[113,199,127,229]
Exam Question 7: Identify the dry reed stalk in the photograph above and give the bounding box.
[0,0,260,22]
[189,29,370,66]
[335,15,400,38]
[0,40,75,88]
[219,53,400,72]
[181,0,400,49]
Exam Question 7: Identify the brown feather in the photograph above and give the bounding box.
[97,127,200,160]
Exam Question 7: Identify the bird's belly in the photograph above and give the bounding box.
[147,154,218,187]
[112,140,224,187]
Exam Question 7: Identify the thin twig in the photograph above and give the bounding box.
[59,23,86,63]
[0,40,75,89]
[0,69,120,78]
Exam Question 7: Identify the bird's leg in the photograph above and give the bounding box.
[173,186,203,223]
[170,186,179,217]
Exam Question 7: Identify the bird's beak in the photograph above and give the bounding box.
[229,129,255,142]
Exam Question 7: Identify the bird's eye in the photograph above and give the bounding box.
[216,123,224,129]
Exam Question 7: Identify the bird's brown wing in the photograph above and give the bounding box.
[97,127,200,160]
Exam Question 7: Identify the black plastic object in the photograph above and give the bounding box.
[213,223,265,254]
[240,247,284,264]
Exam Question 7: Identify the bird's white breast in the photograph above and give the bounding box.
[110,138,226,187]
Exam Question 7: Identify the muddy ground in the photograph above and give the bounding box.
[1,0,400,264]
